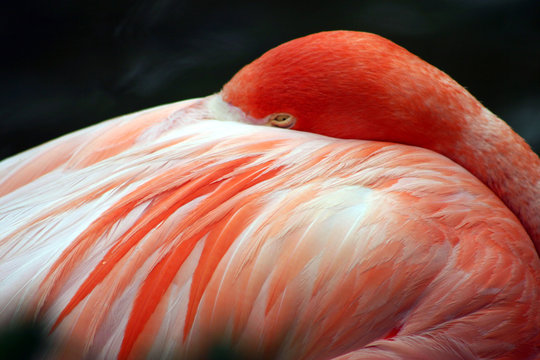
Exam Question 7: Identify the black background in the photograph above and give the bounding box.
[1,0,539,160]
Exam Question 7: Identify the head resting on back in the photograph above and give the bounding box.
[221,30,480,152]
[221,30,540,254]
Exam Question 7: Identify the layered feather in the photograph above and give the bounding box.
[0,98,538,359]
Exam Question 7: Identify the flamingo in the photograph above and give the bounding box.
[0,31,538,359]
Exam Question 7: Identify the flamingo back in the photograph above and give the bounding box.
[0,99,538,359]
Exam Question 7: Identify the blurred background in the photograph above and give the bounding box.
[1,0,539,160]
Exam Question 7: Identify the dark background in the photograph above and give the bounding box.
[1,0,539,161]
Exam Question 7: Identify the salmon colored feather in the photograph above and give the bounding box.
[0,31,539,359]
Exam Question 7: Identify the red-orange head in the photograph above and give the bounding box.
[222,30,479,152]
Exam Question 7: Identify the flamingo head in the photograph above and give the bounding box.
[221,30,479,151]
[219,30,540,256]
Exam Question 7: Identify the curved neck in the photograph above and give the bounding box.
[381,53,540,255]
[436,101,540,254]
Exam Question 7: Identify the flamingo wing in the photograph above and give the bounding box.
[0,98,538,359]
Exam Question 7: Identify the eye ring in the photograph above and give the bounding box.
[267,113,296,129]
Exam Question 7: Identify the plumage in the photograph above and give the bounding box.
[0,31,539,359]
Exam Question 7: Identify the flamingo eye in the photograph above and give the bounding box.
[268,113,296,128]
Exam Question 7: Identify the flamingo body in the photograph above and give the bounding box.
[0,32,539,359]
